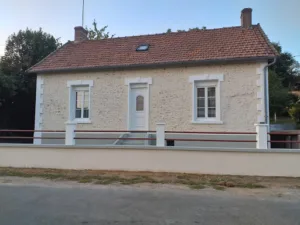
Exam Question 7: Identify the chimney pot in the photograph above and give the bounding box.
[74,26,88,42]
[241,8,252,28]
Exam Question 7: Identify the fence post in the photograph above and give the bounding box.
[255,123,268,149]
[156,122,165,147]
[65,121,76,145]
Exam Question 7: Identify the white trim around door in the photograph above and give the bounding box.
[125,77,152,130]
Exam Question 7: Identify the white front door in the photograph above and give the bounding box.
[129,84,148,130]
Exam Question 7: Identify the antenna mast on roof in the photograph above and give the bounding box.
[82,0,85,27]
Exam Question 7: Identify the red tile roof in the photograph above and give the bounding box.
[28,24,278,73]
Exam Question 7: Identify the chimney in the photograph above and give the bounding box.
[241,8,252,28]
[74,26,88,42]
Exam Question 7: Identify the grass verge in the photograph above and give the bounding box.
[1,167,299,191]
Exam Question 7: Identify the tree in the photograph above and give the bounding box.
[188,27,200,31]
[1,28,61,75]
[267,42,300,121]
[166,26,207,33]
[268,70,290,117]
[166,28,172,33]
[0,28,61,131]
[269,42,300,88]
[0,71,16,107]
[288,101,300,124]
[86,20,114,40]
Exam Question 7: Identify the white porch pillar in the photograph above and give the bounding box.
[65,121,76,145]
[255,123,268,149]
[156,122,166,147]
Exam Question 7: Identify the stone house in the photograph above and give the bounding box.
[28,8,277,146]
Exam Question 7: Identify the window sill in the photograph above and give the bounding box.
[191,120,223,125]
[72,119,92,124]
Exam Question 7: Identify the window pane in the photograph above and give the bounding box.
[76,91,83,109]
[84,100,89,108]
[75,109,81,118]
[208,98,216,107]
[83,109,89,118]
[197,108,205,118]
[208,108,216,117]
[83,91,89,119]
[84,91,89,101]
[197,98,205,107]
[208,87,215,97]
[136,95,144,111]
[75,88,89,119]
[197,88,205,97]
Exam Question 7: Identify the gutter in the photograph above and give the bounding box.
[264,57,277,126]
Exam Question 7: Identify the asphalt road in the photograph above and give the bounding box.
[0,181,300,225]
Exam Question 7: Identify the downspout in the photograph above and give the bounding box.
[264,57,276,126]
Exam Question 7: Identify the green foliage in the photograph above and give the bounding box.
[188,26,206,31]
[288,101,300,124]
[269,42,300,88]
[167,26,207,33]
[0,72,16,107]
[188,27,200,31]
[0,28,61,131]
[269,70,289,116]
[268,42,300,120]
[1,28,61,75]
[86,20,114,40]
[166,28,172,33]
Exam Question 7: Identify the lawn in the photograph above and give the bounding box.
[270,117,294,124]
[1,167,300,190]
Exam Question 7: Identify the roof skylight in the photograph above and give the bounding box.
[136,44,149,51]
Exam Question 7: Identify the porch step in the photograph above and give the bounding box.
[115,133,148,146]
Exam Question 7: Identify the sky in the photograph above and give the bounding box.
[0,0,300,61]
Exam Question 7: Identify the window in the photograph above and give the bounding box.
[136,95,144,111]
[75,87,89,119]
[189,74,223,124]
[197,86,216,118]
[136,44,149,51]
[67,80,93,123]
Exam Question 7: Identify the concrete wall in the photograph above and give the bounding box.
[0,144,300,177]
[40,62,266,132]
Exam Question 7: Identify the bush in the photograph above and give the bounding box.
[288,102,300,123]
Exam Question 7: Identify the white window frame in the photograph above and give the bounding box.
[67,80,93,124]
[189,74,224,124]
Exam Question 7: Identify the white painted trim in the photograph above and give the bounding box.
[189,74,224,83]
[73,118,92,124]
[125,78,152,130]
[67,80,93,123]
[255,123,268,149]
[257,104,263,111]
[190,74,224,123]
[34,76,44,145]
[156,123,166,147]
[257,91,263,99]
[191,120,223,125]
[127,84,130,130]
[125,77,152,85]
[256,63,267,123]
[67,80,94,87]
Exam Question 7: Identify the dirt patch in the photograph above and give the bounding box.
[0,167,300,190]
